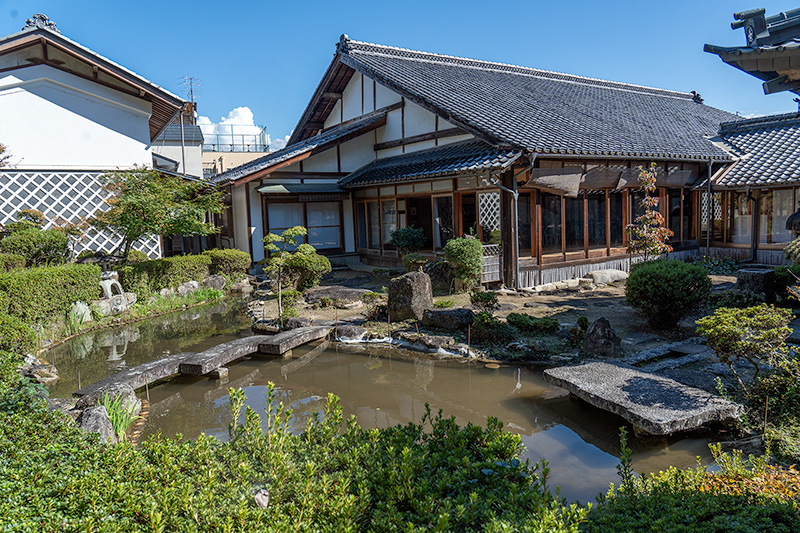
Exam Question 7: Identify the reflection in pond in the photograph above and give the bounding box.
[47,298,251,398]
[140,342,716,504]
[48,310,717,504]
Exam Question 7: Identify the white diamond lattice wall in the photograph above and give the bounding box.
[0,170,161,257]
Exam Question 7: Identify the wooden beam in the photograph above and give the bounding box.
[306,122,324,130]
[322,91,343,99]
[268,171,347,179]
[373,127,465,151]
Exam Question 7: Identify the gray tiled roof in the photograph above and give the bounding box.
[337,37,737,161]
[155,125,204,143]
[210,112,386,185]
[714,112,800,188]
[339,139,521,188]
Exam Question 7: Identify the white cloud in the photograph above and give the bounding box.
[267,134,291,152]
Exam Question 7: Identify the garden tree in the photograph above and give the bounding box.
[89,167,223,257]
[0,143,9,168]
[4,209,45,234]
[697,304,792,393]
[626,163,673,260]
[262,226,306,325]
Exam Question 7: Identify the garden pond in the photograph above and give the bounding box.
[47,298,718,504]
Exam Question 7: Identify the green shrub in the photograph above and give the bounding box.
[401,253,428,272]
[506,313,560,336]
[202,248,251,278]
[0,384,586,532]
[0,292,8,314]
[692,255,739,275]
[434,299,454,308]
[708,289,765,309]
[774,264,800,302]
[125,249,149,264]
[0,229,70,267]
[470,290,498,313]
[444,237,483,291]
[0,253,24,272]
[472,311,516,344]
[279,289,302,320]
[0,263,101,323]
[283,244,331,291]
[389,226,426,255]
[0,313,36,354]
[625,259,711,329]
[697,304,792,391]
[117,254,212,296]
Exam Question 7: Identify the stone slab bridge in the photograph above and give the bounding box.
[73,326,331,400]
[543,362,742,436]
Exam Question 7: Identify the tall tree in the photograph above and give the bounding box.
[90,166,223,256]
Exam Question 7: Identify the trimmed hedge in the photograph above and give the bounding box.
[0,253,25,272]
[118,255,212,297]
[0,313,36,355]
[444,237,483,291]
[202,248,251,279]
[0,229,70,267]
[0,263,101,323]
[626,259,711,329]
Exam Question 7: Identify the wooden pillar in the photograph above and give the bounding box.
[501,168,517,288]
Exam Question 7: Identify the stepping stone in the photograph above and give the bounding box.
[669,343,707,356]
[543,362,741,435]
[257,326,332,355]
[621,332,661,347]
[179,336,272,376]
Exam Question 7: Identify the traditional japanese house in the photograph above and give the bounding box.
[213,35,738,286]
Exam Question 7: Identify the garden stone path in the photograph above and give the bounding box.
[543,362,742,436]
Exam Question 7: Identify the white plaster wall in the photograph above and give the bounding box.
[152,143,204,177]
[403,140,436,153]
[339,135,375,172]
[438,134,475,146]
[363,79,375,113]
[324,100,342,129]
[342,198,355,253]
[301,146,339,172]
[341,72,363,121]
[404,101,436,137]
[232,184,251,256]
[249,181,265,262]
[375,82,401,109]
[0,65,152,170]
[375,110,403,146]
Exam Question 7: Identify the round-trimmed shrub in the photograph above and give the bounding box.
[0,229,70,267]
[625,259,711,329]
[0,313,37,354]
[0,252,24,272]
[125,249,149,264]
[284,244,331,291]
[389,226,426,255]
[202,248,251,278]
[444,237,483,291]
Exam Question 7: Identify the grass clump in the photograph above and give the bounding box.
[433,299,454,309]
[100,392,140,442]
[507,313,560,336]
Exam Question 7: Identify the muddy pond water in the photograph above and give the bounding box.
[47,298,716,504]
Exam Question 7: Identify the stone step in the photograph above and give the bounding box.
[178,336,273,376]
[543,362,741,436]
[257,326,332,355]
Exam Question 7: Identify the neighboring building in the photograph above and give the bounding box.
[201,124,269,179]
[703,8,800,264]
[213,35,738,286]
[0,14,186,257]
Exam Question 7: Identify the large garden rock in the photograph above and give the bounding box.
[77,406,117,444]
[284,317,312,329]
[177,280,200,297]
[582,316,622,357]
[304,286,370,306]
[424,261,455,293]
[202,275,226,291]
[422,308,474,330]
[586,269,628,284]
[388,271,433,321]
[76,382,141,416]
[335,325,368,341]
[69,301,93,325]
[736,268,775,303]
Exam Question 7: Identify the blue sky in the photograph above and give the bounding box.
[2,1,800,149]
